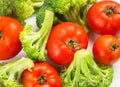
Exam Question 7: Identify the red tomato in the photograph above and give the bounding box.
[0,17,23,60]
[87,1,120,35]
[92,35,120,65]
[46,22,88,65]
[21,62,62,87]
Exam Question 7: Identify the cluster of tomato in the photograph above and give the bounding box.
[0,0,120,87]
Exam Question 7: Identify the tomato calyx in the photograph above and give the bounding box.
[110,43,119,51]
[105,5,120,16]
[66,39,80,51]
[38,74,47,84]
[105,6,115,16]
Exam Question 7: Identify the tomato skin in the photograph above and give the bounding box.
[92,35,120,65]
[46,22,88,65]
[0,17,23,60]
[87,1,120,35]
[21,62,62,87]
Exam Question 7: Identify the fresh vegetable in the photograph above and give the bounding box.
[21,62,62,87]
[0,17,23,60]
[0,0,44,25]
[0,57,34,87]
[59,49,113,87]
[87,0,120,35]
[20,10,54,61]
[93,35,120,65]
[46,22,88,65]
[36,0,97,32]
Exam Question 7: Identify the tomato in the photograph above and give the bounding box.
[21,62,62,87]
[92,35,120,65]
[0,17,23,60]
[46,22,88,65]
[87,0,120,35]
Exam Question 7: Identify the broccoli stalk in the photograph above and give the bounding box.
[59,49,113,87]
[0,57,34,87]
[20,9,54,61]
[0,0,44,25]
[58,0,97,32]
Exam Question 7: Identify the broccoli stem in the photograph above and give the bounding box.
[35,10,54,61]
[32,2,44,8]
[63,6,89,33]
[0,58,34,81]
[31,0,44,8]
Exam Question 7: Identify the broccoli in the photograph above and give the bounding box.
[0,0,44,25]
[36,0,97,32]
[59,49,113,87]
[20,9,54,61]
[0,57,34,87]
[36,0,71,28]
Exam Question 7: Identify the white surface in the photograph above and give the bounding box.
[0,0,120,87]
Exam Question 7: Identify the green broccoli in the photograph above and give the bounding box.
[0,0,44,25]
[59,49,113,87]
[36,0,71,28]
[36,0,97,32]
[20,9,54,61]
[0,57,34,87]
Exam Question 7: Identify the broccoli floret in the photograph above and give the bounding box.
[0,0,44,25]
[37,0,97,32]
[20,9,54,61]
[36,0,71,28]
[0,57,34,87]
[63,0,97,32]
[59,49,113,87]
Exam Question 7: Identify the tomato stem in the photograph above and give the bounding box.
[38,74,47,84]
[110,43,119,51]
[67,39,80,51]
[105,6,115,16]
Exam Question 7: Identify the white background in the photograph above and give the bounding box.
[0,0,120,87]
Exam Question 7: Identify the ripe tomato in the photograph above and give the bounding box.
[21,62,62,87]
[87,1,120,35]
[46,22,88,65]
[0,17,23,60]
[92,35,120,65]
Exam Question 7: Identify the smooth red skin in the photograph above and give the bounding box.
[87,1,120,35]
[0,17,23,60]
[21,62,62,87]
[46,22,88,65]
[93,35,120,65]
